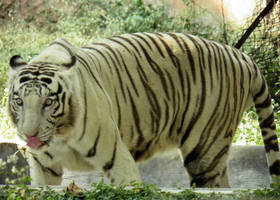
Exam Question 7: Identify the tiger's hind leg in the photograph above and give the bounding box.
[180,139,231,188]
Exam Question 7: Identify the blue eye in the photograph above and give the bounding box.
[15,98,23,106]
[45,98,54,107]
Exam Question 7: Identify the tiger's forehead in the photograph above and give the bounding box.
[16,64,58,83]
[13,64,60,96]
[18,63,58,77]
[17,81,51,97]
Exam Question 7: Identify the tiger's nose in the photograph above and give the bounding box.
[24,132,39,138]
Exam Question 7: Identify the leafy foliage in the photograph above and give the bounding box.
[1,180,280,199]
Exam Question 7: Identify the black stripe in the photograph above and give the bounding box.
[180,38,207,147]
[47,118,55,125]
[225,46,238,119]
[103,136,117,171]
[177,72,191,133]
[77,54,104,90]
[185,81,225,163]
[127,87,144,140]
[261,130,269,137]
[33,156,62,177]
[260,113,275,129]
[201,39,214,91]
[135,53,148,82]
[115,64,127,103]
[167,33,185,53]
[203,145,229,174]
[138,72,161,134]
[132,33,152,50]
[40,77,52,84]
[255,95,271,109]
[82,47,113,74]
[269,160,280,176]
[87,127,101,157]
[119,50,139,97]
[57,75,69,90]
[191,172,220,187]
[51,41,76,68]
[114,36,142,58]
[94,42,122,67]
[77,68,87,141]
[49,83,62,96]
[44,151,53,159]
[177,61,186,100]
[187,145,229,177]
[133,140,152,161]
[19,76,31,83]
[181,36,196,84]
[161,99,170,133]
[232,49,245,127]
[51,92,66,118]
[188,36,206,70]
[180,97,199,147]
[108,38,132,54]
[83,49,100,71]
[67,96,75,126]
[157,35,180,68]
[165,69,176,104]
[133,39,161,74]
[168,92,180,137]
[132,38,172,102]
[254,77,266,101]
[143,33,165,58]
[155,67,171,101]
[114,88,122,129]
[264,135,279,152]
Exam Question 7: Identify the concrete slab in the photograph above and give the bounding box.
[0,143,270,188]
[62,145,270,189]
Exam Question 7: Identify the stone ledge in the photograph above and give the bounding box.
[62,145,270,189]
[0,143,270,188]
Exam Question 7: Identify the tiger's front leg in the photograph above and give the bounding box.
[83,131,142,186]
[103,139,142,185]
[27,152,63,185]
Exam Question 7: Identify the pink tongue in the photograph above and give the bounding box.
[27,136,42,148]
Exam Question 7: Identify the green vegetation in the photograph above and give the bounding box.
[1,180,280,200]
[0,0,279,143]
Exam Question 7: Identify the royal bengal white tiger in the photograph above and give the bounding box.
[7,32,280,187]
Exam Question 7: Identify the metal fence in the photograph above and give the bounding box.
[239,0,280,106]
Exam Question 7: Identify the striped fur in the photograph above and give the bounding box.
[7,33,279,187]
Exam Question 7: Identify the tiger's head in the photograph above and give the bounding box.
[7,39,78,150]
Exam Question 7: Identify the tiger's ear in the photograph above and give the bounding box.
[10,55,27,69]
[30,38,77,69]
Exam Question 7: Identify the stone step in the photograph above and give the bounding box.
[62,145,270,188]
[0,143,270,188]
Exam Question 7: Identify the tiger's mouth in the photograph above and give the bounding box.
[26,136,51,149]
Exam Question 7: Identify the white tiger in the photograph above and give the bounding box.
[7,33,280,187]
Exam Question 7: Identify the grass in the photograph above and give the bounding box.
[2,180,280,200]
[1,180,280,200]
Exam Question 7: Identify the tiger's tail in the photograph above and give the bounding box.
[253,74,280,181]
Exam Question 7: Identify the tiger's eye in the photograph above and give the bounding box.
[15,98,23,106]
[45,98,53,107]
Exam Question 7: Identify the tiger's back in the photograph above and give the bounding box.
[7,33,279,187]
[80,33,258,160]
